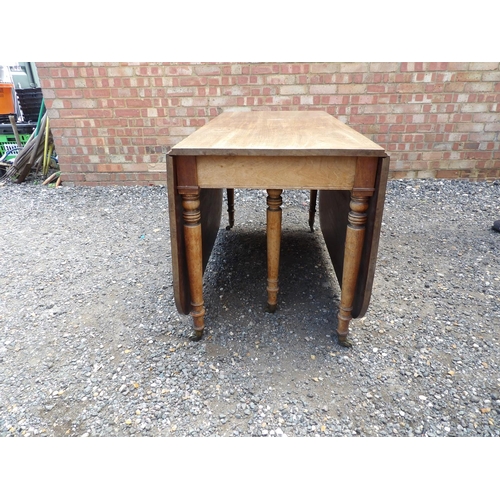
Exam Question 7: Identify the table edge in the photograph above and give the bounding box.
[169,148,387,157]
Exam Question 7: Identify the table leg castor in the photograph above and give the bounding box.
[189,329,203,341]
[337,334,353,348]
[266,303,277,313]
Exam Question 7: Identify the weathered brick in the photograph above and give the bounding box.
[71,99,96,109]
[166,87,195,96]
[349,115,377,124]
[279,85,307,95]
[464,82,495,93]
[413,72,435,83]
[309,85,338,94]
[96,164,123,172]
[266,75,296,85]
[309,63,340,73]
[366,84,387,93]
[251,65,279,74]
[136,66,162,76]
[396,83,426,93]
[425,62,449,71]
[456,72,483,82]
[169,126,198,136]
[280,64,310,74]
[107,66,135,77]
[481,71,500,82]
[34,61,498,185]
[369,62,399,72]
[460,103,490,113]
[125,98,153,108]
[58,109,89,119]
[363,104,392,114]
[165,66,192,75]
[178,77,208,86]
[340,63,369,73]
[83,109,111,119]
[469,62,499,71]
[485,122,500,132]
[115,109,142,118]
[401,63,424,72]
[350,95,378,105]
[337,84,367,94]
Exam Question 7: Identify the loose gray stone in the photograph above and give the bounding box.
[0,179,498,437]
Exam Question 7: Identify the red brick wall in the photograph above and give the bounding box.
[35,62,500,186]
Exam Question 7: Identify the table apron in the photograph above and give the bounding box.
[196,155,361,190]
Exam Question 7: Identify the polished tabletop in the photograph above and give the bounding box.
[170,111,386,157]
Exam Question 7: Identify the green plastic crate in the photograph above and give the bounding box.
[0,133,31,158]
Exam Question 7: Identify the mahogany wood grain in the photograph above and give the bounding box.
[336,195,370,347]
[353,157,378,194]
[319,155,390,319]
[167,156,223,316]
[352,155,390,317]
[181,191,205,339]
[176,155,198,191]
[266,189,283,313]
[318,189,350,287]
[167,156,189,315]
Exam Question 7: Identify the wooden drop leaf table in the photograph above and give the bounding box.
[167,111,389,347]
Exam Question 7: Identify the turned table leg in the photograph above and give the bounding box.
[181,190,205,340]
[266,189,283,313]
[336,194,370,348]
[309,189,317,232]
[226,188,235,230]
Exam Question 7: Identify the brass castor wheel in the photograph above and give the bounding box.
[189,330,203,341]
[266,303,277,313]
[337,335,352,348]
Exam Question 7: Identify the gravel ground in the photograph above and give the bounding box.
[0,178,499,437]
